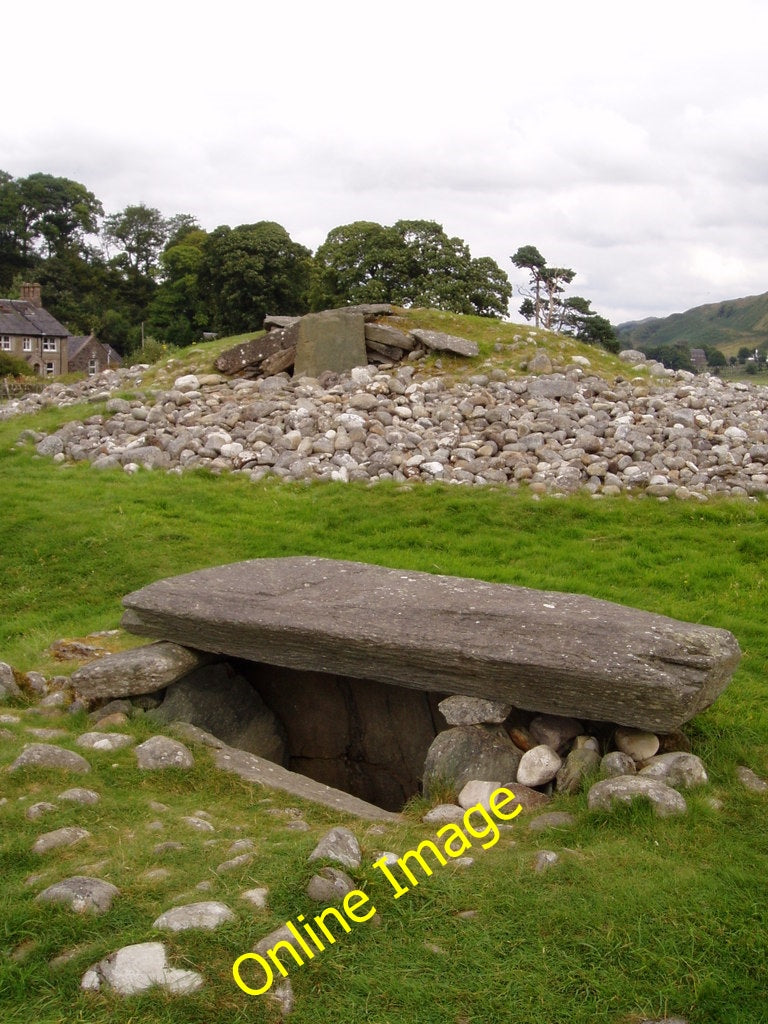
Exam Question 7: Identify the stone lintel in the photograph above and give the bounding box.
[121,557,741,733]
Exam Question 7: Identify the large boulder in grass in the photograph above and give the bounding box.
[152,663,286,763]
[422,725,522,800]
[121,557,741,733]
[71,642,212,700]
[587,775,688,817]
[9,744,91,774]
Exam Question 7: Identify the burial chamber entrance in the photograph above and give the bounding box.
[229,659,446,812]
[109,556,742,816]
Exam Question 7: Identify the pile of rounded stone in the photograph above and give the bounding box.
[423,695,709,819]
[22,358,768,498]
[0,365,147,421]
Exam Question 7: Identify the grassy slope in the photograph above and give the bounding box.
[1,314,767,1024]
[617,291,768,357]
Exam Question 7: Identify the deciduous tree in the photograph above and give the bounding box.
[310,221,403,308]
[103,204,168,277]
[312,219,511,317]
[147,228,210,345]
[16,173,103,259]
[199,222,311,335]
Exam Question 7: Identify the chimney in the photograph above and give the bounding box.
[20,282,42,307]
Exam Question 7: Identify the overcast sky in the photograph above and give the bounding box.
[5,0,768,325]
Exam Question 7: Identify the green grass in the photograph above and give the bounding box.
[398,306,631,380]
[1,325,768,1023]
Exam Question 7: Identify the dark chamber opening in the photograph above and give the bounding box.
[238,660,447,812]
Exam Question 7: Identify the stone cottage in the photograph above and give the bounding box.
[0,283,69,375]
[67,334,122,375]
[0,283,121,377]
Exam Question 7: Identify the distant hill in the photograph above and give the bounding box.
[617,291,768,357]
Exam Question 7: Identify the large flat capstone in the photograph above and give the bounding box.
[121,557,741,732]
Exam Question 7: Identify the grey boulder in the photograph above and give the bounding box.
[152,901,235,932]
[516,745,562,787]
[736,765,768,792]
[8,743,91,774]
[152,663,286,763]
[438,695,512,725]
[587,775,687,817]
[600,751,636,777]
[306,867,357,902]
[58,787,100,805]
[37,876,119,914]
[423,725,522,800]
[638,752,708,788]
[33,826,91,854]
[71,641,212,699]
[81,941,204,995]
[134,736,194,770]
[308,827,361,870]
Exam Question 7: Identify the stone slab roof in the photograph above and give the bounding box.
[121,556,741,733]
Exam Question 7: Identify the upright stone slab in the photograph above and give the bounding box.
[292,310,367,378]
[121,557,741,732]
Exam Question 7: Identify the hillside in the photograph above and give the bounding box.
[617,290,768,357]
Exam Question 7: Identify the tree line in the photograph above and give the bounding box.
[1,170,615,355]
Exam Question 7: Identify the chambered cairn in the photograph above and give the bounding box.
[68,557,741,817]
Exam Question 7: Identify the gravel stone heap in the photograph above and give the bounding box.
[14,352,768,498]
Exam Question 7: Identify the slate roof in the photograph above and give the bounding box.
[0,298,69,338]
[67,334,124,366]
[67,335,93,359]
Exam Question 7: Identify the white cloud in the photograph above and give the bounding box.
[4,0,768,324]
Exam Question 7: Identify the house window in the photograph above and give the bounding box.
[1,336,11,351]
[42,338,58,352]
[45,362,55,376]
[23,338,32,352]
[88,357,98,375]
